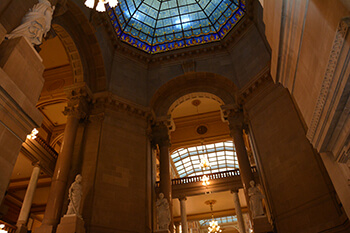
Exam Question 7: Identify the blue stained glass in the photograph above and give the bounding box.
[108,0,245,54]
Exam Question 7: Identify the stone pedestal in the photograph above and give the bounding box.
[56,215,86,233]
[252,215,273,233]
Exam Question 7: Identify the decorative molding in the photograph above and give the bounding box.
[92,92,151,119]
[307,18,350,141]
[238,66,271,104]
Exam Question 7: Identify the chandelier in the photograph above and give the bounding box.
[205,200,222,233]
[201,174,210,186]
[84,0,119,12]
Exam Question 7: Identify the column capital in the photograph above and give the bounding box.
[178,196,187,201]
[151,120,171,148]
[32,161,41,168]
[63,83,92,120]
[221,105,249,134]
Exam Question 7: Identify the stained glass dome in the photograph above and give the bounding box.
[108,0,245,54]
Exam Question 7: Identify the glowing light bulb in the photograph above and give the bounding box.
[0,224,8,233]
[27,128,39,140]
[96,0,106,12]
[84,0,95,8]
[108,0,119,7]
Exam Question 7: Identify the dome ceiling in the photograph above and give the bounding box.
[108,0,245,54]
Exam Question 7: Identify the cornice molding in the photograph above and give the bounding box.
[307,18,350,142]
[92,92,151,119]
[237,66,271,104]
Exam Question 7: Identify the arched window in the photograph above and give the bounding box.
[171,141,239,177]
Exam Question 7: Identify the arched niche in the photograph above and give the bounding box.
[150,72,238,118]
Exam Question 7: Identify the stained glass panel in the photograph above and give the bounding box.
[107,0,245,53]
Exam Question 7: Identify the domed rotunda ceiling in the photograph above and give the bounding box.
[108,0,245,54]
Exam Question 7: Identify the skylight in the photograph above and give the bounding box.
[171,141,239,178]
[108,0,245,54]
[199,215,238,226]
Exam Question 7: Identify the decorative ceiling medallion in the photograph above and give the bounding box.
[107,0,245,54]
[197,125,208,135]
[191,99,201,106]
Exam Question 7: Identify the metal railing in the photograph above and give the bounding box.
[156,167,257,187]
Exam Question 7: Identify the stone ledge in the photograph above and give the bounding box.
[0,24,6,44]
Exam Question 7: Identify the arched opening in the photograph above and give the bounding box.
[151,74,253,233]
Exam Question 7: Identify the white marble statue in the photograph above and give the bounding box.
[248,180,265,218]
[156,193,171,230]
[5,0,55,45]
[66,174,82,216]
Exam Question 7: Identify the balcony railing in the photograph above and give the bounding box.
[156,166,257,188]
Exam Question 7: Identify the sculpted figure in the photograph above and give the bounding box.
[156,193,171,230]
[248,180,265,218]
[66,174,82,216]
[5,0,55,45]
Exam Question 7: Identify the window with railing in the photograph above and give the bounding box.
[171,141,239,178]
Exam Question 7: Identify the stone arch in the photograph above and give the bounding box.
[150,72,238,117]
[51,0,107,92]
[51,24,84,84]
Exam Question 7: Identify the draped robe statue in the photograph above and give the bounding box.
[156,193,171,230]
[5,0,55,45]
[66,174,83,216]
[248,180,265,218]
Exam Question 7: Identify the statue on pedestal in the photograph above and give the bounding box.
[66,174,82,216]
[248,180,265,218]
[156,193,171,230]
[5,0,55,45]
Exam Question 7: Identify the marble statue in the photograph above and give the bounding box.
[248,180,265,218]
[5,0,55,45]
[66,174,82,216]
[156,193,171,230]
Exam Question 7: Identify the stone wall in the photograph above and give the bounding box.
[245,81,348,232]
[81,106,151,233]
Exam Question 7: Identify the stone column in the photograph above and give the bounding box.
[179,197,188,233]
[226,109,254,190]
[15,163,41,233]
[35,84,90,233]
[152,121,173,231]
[231,189,245,233]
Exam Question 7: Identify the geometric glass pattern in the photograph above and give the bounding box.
[107,0,245,54]
[171,141,239,178]
[199,215,238,226]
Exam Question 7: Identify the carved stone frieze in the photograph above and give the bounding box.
[307,18,350,141]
